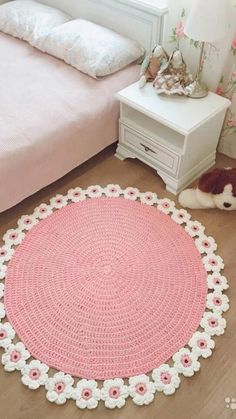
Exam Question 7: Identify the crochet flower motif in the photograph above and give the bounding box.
[17,214,38,231]
[207,291,229,313]
[157,198,175,214]
[152,364,180,395]
[207,274,229,292]
[202,255,224,272]
[185,220,205,237]
[188,331,215,358]
[2,342,30,372]
[195,236,217,254]
[34,203,53,219]
[173,348,200,377]
[21,360,49,390]
[0,245,14,263]
[86,185,103,198]
[0,283,4,299]
[50,195,68,209]
[0,303,5,320]
[140,192,157,206]
[0,264,7,280]
[101,378,129,409]
[3,229,25,246]
[200,312,226,336]
[0,322,15,349]
[45,372,74,405]
[103,184,122,198]
[171,208,191,225]
[72,379,101,409]
[129,375,155,406]
[67,187,86,203]
[123,187,139,201]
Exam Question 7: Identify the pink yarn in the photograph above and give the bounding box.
[5,198,207,379]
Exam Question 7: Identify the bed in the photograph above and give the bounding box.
[0,0,167,212]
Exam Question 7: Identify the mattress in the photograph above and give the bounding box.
[0,33,140,212]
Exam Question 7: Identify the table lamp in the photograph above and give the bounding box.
[184,0,231,98]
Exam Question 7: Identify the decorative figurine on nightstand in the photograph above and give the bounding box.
[139,45,168,88]
[153,49,193,96]
[179,168,236,211]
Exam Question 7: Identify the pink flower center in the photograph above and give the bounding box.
[56,199,62,204]
[197,339,207,349]
[55,382,65,394]
[213,297,222,306]
[10,350,21,362]
[146,195,152,200]
[208,317,219,328]
[160,372,171,384]
[181,355,192,367]
[110,189,116,193]
[178,214,184,218]
[192,226,199,231]
[0,329,7,339]
[203,241,210,248]
[25,219,31,224]
[209,259,217,266]
[92,189,97,194]
[82,388,92,400]
[29,368,41,380]
[40,208,46,213]
[108,386,121,399]
[129,191,134,196]
[10,233,17,239]
[0,250,6,256]
[163,203,170,208]
[213,278,221,285]
[74,192,80,196]
[135,383,147,395]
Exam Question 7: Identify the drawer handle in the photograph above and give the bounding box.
[140,143,156,154]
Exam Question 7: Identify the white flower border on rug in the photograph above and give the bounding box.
[0,185,229,409]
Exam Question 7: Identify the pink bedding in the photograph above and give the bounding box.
[0,33,139,212]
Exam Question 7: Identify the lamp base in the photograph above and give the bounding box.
[186,79,208,99]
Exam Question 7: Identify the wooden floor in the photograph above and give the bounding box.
[0,146,235,419]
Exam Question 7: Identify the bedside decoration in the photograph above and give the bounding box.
[184,0,231,98]
[153,49,193,96]
[0,185,228,409]
[139,45,168,88]
[179,167,236,210]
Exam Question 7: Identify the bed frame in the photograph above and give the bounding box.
[40,0,168,53]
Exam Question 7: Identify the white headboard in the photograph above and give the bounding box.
[39,0,168,53]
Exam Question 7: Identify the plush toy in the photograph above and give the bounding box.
[179,168,236,211]
[139,45,168,88]
[153,49,193,96]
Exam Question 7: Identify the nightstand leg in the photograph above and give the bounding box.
[156,170,180,196]
[115,144,136,161]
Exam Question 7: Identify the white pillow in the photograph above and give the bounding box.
[37,19,145,78]
[0,0,70,46]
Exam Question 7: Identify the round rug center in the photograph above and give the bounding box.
[5,197,207,379]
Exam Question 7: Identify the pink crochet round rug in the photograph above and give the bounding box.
[5,197,208,380]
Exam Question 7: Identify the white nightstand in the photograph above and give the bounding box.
[115,82,230,195]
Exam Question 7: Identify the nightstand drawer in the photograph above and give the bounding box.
[120,123,180,175]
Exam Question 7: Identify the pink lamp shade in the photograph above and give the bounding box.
[184,0,231,43]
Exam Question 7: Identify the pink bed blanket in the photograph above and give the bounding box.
[0,33,139,212]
